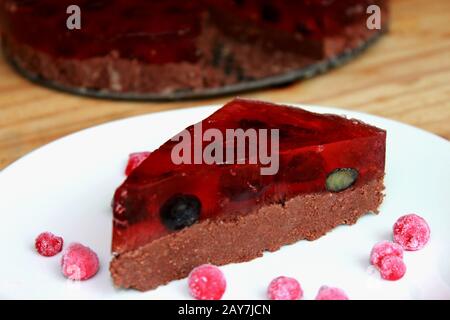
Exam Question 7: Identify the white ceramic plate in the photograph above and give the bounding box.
[0,105,449,300]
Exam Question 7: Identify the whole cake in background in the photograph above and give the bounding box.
[0,0,389,99]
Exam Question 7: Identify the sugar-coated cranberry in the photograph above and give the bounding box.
[35,232,63,257]
[315,286,349,300]
[378,255,406,281]
[393,214,430,251]
[160,194,201,230]
[125,152,151,176]
[370,241,403,268]
[61,243,99,281]
[267,276,303,300]
[188,264,226,300]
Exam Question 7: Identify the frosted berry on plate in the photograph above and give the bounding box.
[188,264,226,300]
[393,214,430,251]
[35,232,63,257]
[315,286,349,300]
[61,243,99,281]
[370,240,403,268]
[125,152,151,176]
[267,276,303,300]
[378,255,406,281]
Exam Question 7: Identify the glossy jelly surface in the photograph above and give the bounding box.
[112,99,386,254]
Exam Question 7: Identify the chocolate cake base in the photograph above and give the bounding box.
[110,177,384,291]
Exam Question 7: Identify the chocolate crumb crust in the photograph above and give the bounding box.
[110,177,384,291]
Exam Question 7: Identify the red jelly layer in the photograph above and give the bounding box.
[112,99,386,254]
[213,0,385,37]
[0,0,203,63]
[0,0,387,63]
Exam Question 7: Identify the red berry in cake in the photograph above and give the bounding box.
[370,241,403,268]
[125,152,151,176]
[188,264,226,300]
[378,255,406,281]
[267,276,303,300]
[315,286,349,300]
[61,243,99,281]
[393,214,430,251]
[35,232,63,257]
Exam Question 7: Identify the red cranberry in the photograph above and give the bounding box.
[188,264,226,300]
[61,243,99,281]
[35,232,63,257]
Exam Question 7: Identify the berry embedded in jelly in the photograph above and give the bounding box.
[112,99,386,255]
[160,195,202,230]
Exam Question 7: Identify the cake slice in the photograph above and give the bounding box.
[110,99,386,291]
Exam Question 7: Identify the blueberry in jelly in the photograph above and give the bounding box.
[160,195,201,230]
[261,4,281,23]
[326,168,359,192]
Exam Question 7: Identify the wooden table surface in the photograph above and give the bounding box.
[0,0,449,170]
